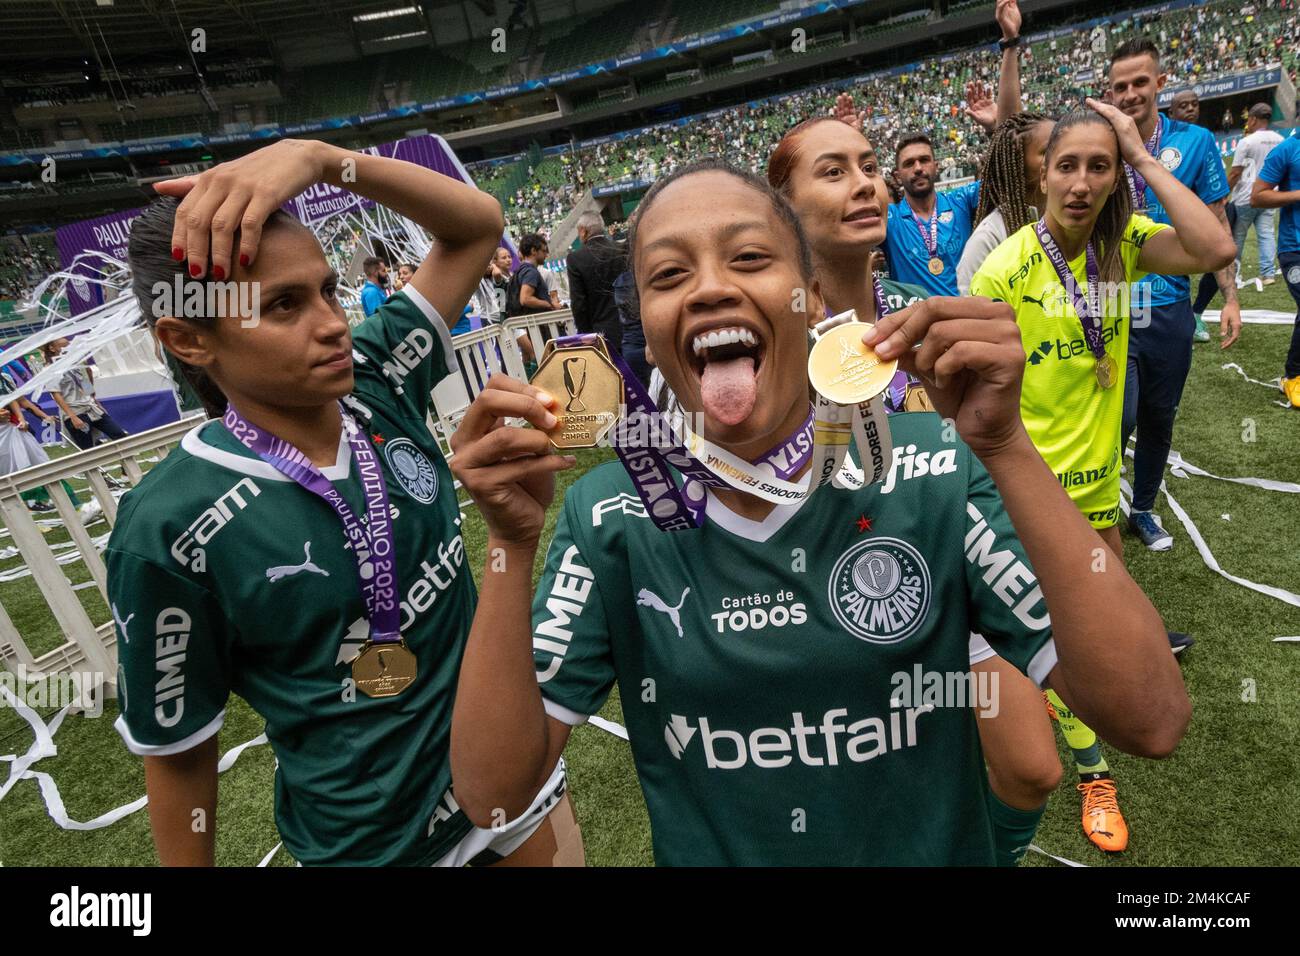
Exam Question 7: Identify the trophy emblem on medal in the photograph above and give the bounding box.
[563,356,588,412]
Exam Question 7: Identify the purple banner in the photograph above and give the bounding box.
[55,134,514,313]
[54,206,144,315]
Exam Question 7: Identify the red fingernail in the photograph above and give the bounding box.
[189,264,202,278]
[239,253,250,267]
[171,247,185,261]
[212,265,226,281]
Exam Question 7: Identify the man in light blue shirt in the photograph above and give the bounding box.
[882,133,982,297]
[359,256,389,317]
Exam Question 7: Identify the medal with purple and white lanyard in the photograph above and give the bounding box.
[1124,118,1161,211]
[1033,220,1118,389]
[530,333,863,532]
[221,403,416,697]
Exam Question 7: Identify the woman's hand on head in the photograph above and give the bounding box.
[1085,97,1148,167]
[833,92,865,132]
[863,296,1030,461]
[449,375,576,548]
[154,139,330,280]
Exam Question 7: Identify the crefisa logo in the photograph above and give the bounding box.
[828,537,931,644]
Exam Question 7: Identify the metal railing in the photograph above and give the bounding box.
[0,414,203,696]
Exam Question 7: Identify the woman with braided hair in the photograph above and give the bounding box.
[956,112,1053,294]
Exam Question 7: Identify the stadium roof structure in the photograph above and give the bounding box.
[0,0,505,65]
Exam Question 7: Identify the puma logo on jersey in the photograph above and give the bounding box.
[637,587,690,638]
[112,603,134,644]
[266,541,330,582]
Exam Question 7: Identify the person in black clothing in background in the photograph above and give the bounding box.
[566,212,628,354]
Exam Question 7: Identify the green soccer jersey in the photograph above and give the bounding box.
[532,412,1057,866]
[110,287,481,866]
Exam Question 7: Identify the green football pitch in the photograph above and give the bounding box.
[1,247,1296,867]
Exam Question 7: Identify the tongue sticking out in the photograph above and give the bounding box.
[700,355,757,426]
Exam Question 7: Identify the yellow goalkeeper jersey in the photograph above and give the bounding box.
[969,214,1168,528]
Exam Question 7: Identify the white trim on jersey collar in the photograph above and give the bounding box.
[181,420,353,482]
[704,487,808,544]
[115,709,225,757]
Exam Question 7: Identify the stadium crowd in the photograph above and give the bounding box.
[0,237,59,304]
[479,0,1299,244]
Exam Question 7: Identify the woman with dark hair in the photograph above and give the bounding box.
[970,102,1233,852]
[447,157,1189,866]
[109,138,579,867]
[957,112,1054,294]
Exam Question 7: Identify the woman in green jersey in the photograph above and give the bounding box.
[767,113,1063,866]
[448,158,1190,865]
[112,138,577,866]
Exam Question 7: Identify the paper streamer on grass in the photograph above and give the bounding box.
[258,842,283,867]
[1204,309,1299,325]
[1273,636,1300,643]
[1120,477,1300,610]
[1167,450,1300,494]
[588,715,630,740]
[1221,362,1282,390]
[0,683,270,833]
[1027,844,1088,867]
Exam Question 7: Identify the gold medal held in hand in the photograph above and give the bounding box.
[1095,353,1118,389]
[530,337,624,449]
[808,321,899,406]
[352,639,418,698]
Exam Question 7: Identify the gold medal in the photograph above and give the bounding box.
[1095,353,1118,389]
[808,321,898,405]
[530,339,624,449]
[352,640,417,698]
[928,256,945,276]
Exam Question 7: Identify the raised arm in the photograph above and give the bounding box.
[155,138,504,331]
[994,0,1024,125]
[448,375,577,824]
[1086,100,1236,275]
[864,297,1190,758]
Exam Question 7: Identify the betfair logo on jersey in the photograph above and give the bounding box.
[965,501,1051,630]
[380,326,438,396]
[1024,314,1124,368]
[828,537,931,644]
[170,477,261,571]
[535,544,594,683]
[879,443,957,495]
[664,705,932,769]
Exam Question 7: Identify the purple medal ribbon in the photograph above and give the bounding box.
[221,404,401,643]
[1033,221,1106,361]
[909,202,940,257]
[553,334,814,532]
[1125,119,1161,211]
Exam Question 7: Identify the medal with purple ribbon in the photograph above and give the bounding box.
[221,403,417,697]
[1125,119,1161,211]
[1033,220,1117,389]
[910,203,944,275]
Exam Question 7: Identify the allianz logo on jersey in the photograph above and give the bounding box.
[663,704,932,769]
[1023,313,1125,368]
[1056,444,1121,491]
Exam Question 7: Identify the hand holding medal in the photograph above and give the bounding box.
[862,296,1029,460]
[449,375,576,547]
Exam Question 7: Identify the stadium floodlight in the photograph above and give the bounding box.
[372,31,429,42]
[352,5,419,21]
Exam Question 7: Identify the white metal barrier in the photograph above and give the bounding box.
[429,309,577,457]
[0,415,203,699]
